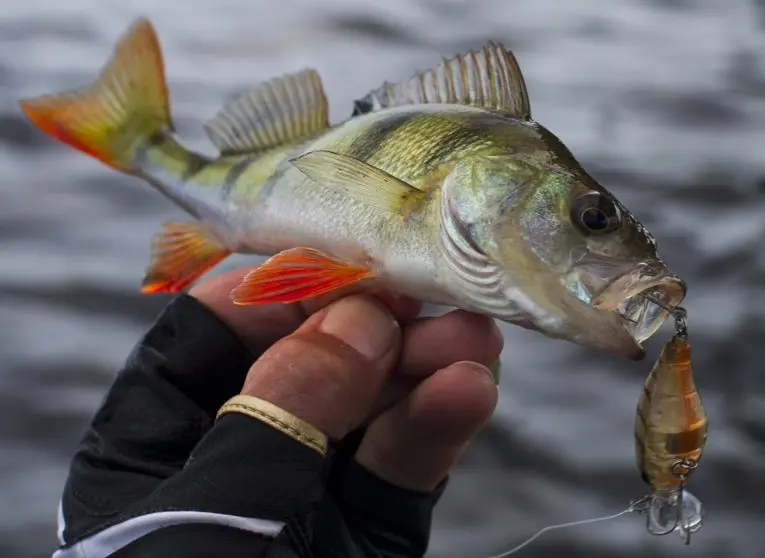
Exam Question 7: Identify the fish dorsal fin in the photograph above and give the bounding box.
[351,41,531,120]
[204,69,329,155]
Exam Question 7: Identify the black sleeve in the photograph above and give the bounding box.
[108,413,326,558]
[60,294,256,542]
[55,294,447,558]
[57,295,326,558]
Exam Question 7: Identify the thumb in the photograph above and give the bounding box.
[240,295,401,440]
[151,296,402,531]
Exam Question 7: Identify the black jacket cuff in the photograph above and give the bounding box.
[129,412,326,521]
[60,294,257,544]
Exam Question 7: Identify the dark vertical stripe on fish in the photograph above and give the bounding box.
[181,155,210,182]
[418,121,474,171]
[416,113,509,171]
[222,158,254,199]
[346,112,416,162]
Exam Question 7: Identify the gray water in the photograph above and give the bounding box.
[2,1,764,557]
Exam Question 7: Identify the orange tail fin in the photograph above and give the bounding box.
[18,17,172,172]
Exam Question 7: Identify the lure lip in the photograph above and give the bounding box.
[592,263,687,347]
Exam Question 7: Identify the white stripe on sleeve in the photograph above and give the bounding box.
[52,510,286,558]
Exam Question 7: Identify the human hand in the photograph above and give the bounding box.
[54,269,503,558]
[192,271,504,470]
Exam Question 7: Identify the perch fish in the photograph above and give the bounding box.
[19,17,686,360]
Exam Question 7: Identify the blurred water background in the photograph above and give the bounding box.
[2,0,764,556]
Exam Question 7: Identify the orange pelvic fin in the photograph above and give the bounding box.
[230,247,374,305]
[141,222,231,294]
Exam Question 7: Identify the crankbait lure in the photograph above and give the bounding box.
[483,301,708,557]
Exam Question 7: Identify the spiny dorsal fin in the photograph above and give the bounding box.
[351,41,531,120]
[204,69,329,155]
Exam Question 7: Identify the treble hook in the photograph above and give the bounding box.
[671,458,702,545]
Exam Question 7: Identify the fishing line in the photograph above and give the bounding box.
[481,502,641,558]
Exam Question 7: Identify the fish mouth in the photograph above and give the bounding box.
[591,263,687,346]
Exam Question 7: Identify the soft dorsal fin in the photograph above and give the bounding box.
[204,68,329,155]
[351,41,531,120]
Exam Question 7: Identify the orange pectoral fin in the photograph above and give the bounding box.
[141,222,231,294]
[230,247,374,305]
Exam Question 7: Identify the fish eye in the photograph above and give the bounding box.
[571,192,621,235]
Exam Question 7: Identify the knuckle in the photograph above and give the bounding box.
[264,332,364,389]
[243,331,377,438]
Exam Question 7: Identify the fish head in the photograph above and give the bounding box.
[440,131,685,360]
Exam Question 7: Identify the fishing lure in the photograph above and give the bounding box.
[483,301,708,557]
[631,303,707,544]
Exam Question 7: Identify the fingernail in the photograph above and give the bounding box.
[320,296,397,360]
[452,361,498,386]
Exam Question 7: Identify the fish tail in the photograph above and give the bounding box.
[19,17,171,173]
